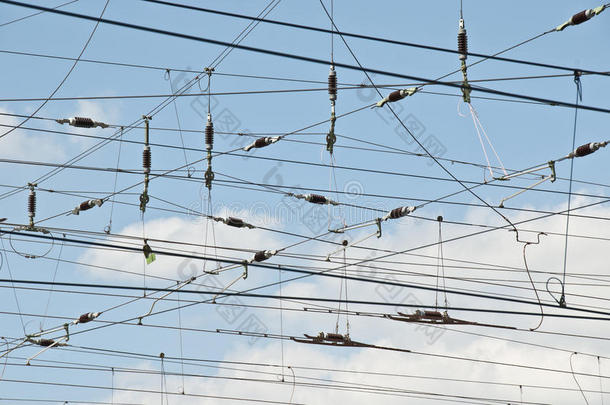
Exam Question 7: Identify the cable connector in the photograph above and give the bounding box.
[567,141,608,159]
[56,117,109,129]
[73,312,101,325]
[71,199,103,215]
[375,87,419,108]
[213,216,255,229]
[382,206,416,221]
[556,5,608,31]
[251,249,277,263]
[243,136,281,152]
[291,193,340,206]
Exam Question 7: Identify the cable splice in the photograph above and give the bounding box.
[71,199,103,215]
[381,205,416,221]
[55,116,108,128]
[139,116,152,213]
[243,136,281,152]
[556,5,608,31]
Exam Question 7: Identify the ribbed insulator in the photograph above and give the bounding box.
[28,191,36,215]
[457,30,468,60]
[306,194,327,204]
[328,68,337,100]
[73,117,95,128]
[142,147,151,171]
[205,121,214,149]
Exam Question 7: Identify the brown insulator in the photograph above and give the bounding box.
[205,120,214,149]
[72,117,95,128]
[142,147,151,172]
[305,194,327,204]
[328,67,337,101]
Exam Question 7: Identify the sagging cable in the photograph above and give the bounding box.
[56,116,109,128]
[465,103,508,180]
[569,352,591,405]
[70,199,103,215]
[556,5,608,31]
[289,193,340,206]
[139,116,152,213]
[512,230,546,331]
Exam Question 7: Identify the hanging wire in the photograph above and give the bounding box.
[278,265,285,383]
[111,366,115,405]
[176,286,186,394]
[0,237,26,335]
[559,71,582,308]
[570,352,591,405]
[105,126,124,234]
[435,216,448,310]
[600,356,605,405]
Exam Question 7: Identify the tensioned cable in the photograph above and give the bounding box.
[140,0,610,77]
[2,1,610,114]
[0,0,78,27]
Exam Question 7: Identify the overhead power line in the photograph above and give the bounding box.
[2,0,610,114]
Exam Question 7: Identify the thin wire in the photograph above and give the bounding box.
[0,0,110,139]
[105,126,124,234]
[4,1,610,114]
[40,235,65,330]
[0,0,78,28]
[278,266,285,383]
[561,73,581,305]
[176,286,186,394]
[166,70,191,175]
[601,357,606,405]
[0,237,26,335]
[570,352,591,405]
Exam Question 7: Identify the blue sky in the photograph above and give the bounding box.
[0,1,610,404]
